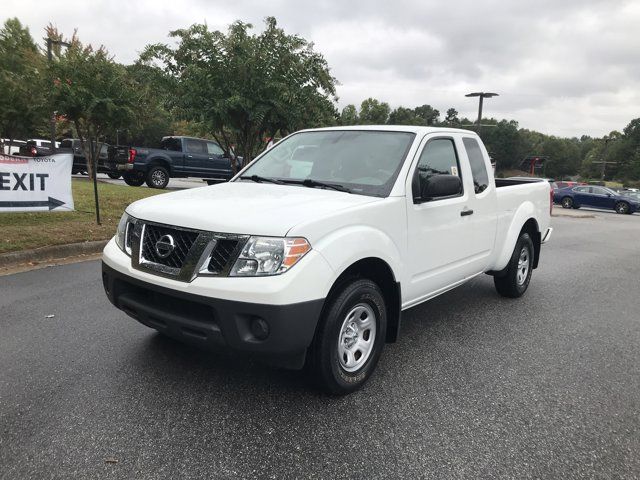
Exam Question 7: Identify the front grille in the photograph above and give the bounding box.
[141,224,199,269]
[207,239,240,273]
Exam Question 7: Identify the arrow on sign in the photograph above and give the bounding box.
[0,197,66,210]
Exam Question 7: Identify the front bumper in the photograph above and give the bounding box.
[102,262,324,368]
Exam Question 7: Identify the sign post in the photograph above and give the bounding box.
[0,153,74,213]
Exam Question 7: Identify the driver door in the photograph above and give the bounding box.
[404,135,477,304]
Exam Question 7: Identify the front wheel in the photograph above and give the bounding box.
[308,279,387,395]
[615,201,630,214]
[107,172,121,179]
[494,232,534,298]
[146,166,170,189]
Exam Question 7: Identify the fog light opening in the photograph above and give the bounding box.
[250,317,270,340]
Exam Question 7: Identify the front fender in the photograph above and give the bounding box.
[313,225,403,283]
[493,201,539,271]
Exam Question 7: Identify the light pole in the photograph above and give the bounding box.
[465,92,499,134]
[47,38,71,153]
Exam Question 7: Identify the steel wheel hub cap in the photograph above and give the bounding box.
[338,303,376,372]
[517,247,530,285]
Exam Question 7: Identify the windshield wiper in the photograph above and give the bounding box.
[239,175,284,185]
[283,178,351,193]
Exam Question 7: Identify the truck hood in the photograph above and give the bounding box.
[126,181,382,236]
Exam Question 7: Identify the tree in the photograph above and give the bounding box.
[388,106,421,125]
[141,17,337,166]
[340,104,359,125]
[479,119,520,170]
[0,18,47,144]
[359,98,389,124]
[48,29,139,179]
[119,63,174,146]
[413,104,439,125]
[444,108,459,125]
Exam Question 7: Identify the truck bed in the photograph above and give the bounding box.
[495,178,548,188]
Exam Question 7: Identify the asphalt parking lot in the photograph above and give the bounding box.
[1,210,639,479]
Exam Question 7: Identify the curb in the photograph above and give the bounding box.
[552,212,596,219]
[0,240,108,269]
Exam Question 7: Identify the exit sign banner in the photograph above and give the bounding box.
[0,153,74,212]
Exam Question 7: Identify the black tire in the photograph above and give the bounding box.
[615,201,630,214]
[561,197,573,209]
[308,279,387,395]
[123,172,145,187]
[107,172,122,180]
[146,166,170,189]
[494,232,534,298]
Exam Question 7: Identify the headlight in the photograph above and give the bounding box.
[115,212,133,256]
[230,237,311,276]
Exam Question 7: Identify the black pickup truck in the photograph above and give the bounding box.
[59,138,121,178]
[108,136,236,188]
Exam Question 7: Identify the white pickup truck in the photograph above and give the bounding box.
[102,126,553,394]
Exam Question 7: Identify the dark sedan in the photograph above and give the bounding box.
[554,185,640,214]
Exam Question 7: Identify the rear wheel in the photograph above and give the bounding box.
[615,201,630,214]
[107,172,121,180]
[561,197,573,209]
[308,279,387,395]
[494,232,534,298]
[146,166,169,189]
[123,172,145,187]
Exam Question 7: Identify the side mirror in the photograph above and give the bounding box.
[413,174,462,203]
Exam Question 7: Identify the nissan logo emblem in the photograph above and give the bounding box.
[155,234,175,259]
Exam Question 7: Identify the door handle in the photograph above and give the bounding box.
[187,155,193,158]
[460,209,474,216]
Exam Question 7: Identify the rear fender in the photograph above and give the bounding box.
[493,202,539,272]
[147,155,172,175]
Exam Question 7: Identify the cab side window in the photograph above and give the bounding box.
[413,138,463,201]
[416,138,461,181]
[207,142,224,156]
[185,139,206,154]
[462,137,489,194]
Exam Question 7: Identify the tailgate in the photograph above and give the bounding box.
[108,145,130,164]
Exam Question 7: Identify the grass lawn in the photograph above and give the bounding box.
[0,178,165,254]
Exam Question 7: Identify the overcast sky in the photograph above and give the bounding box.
[4,0,639,137]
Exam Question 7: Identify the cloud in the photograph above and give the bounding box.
[2,0,639,136]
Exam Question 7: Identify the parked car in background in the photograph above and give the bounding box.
[2,139,27,155]
[507,176,557,190]
[554,185,640,214]
[18,138,59,157]
[108,136,235,188]
[554,181,587,190]
[59,138,120,178]
[620,190,640,203]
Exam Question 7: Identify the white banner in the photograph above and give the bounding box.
[0,153,74,212]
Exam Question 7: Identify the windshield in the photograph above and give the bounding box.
[239,130,415,197]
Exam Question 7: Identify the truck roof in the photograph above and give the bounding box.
[162,135,218,143]
[300,125,481,136]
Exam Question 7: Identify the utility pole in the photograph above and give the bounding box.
[465,92,499,134]
[46,38,71,153]
[591,138,618,181]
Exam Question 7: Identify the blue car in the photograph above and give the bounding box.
[554,185,640,214]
